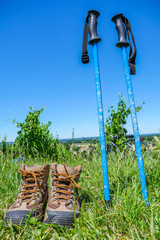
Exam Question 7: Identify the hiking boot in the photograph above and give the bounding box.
[4,163,49,225]
[44,163,82,227]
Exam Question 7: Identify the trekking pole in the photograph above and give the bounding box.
[111,14,149,205]
[82,10,110,205]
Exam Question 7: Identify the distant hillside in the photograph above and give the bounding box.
[59,136,99,144]
[1,133,160,145]
[0,141,13,146]
[59,133,160,144]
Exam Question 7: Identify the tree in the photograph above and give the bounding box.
[13,107,58,157]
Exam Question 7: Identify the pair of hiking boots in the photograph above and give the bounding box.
[4,163,82,227]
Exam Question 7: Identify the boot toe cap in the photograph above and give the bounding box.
[44,210,80,227]
[4,210,35,225]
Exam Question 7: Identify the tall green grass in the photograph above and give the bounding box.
[0,150,159,239]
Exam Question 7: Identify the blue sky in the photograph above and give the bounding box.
[0,0,160,141]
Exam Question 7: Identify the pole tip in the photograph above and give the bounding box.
[105,200,111,208]
[145,201,149,206]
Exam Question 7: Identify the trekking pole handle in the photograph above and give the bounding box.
[111,13,129,48]
[88,10,101,45]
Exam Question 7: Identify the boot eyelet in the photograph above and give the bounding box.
[18,194,22,200]
[52,197,57,202]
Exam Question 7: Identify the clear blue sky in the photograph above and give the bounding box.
[0,0,160,141]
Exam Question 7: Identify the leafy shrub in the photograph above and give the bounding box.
[151,136,160,158]
[13,107,58,158]
[105,95,144,150]
[0,136,7,154]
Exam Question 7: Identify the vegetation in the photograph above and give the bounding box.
[0,106,159,239]
[105,95,144,150]
[0,136,7,154]
[12,107,58,159]
[0,143,160,239]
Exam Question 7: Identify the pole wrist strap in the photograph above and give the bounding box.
[81,13,90,64]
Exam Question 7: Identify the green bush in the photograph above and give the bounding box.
[105,95,144,150]
[0,136,7,154]
[13,107,58,158]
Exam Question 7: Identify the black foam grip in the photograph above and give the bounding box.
[112,14,129,48]
[88,10,101,45]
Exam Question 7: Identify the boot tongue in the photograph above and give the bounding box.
[52,164,82,205]
[23,164,44,171]
[57,164,74,179]
[19,164,44,204]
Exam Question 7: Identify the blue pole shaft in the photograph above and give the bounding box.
[92,43,110,202]
[121,46,149,205]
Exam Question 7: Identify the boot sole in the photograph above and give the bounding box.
[4,191,48,226]
[4,210,41,226]
[44,210,80,228]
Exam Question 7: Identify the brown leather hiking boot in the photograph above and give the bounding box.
[4,163,49,225]
[44,163,82,227]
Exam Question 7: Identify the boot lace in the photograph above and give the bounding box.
[52,164,81,204]
[18,169,45,204]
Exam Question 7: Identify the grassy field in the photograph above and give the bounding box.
[0,149,159,239]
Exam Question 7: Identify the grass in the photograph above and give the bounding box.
[0,149,160,239]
